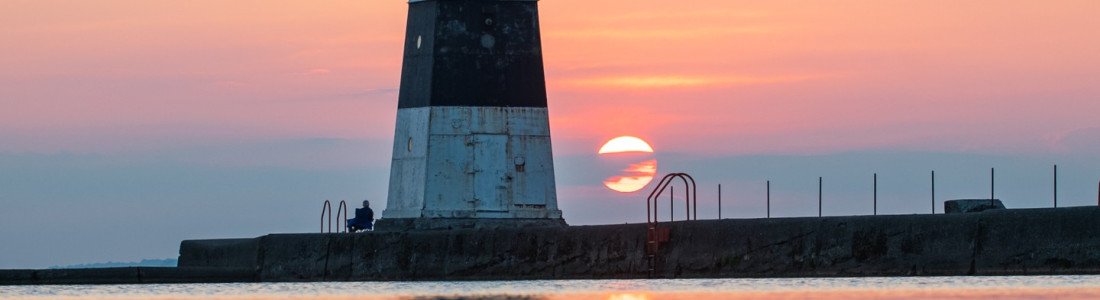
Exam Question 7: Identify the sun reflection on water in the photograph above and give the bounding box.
[605,293,649,300]
[6,277,1100,300]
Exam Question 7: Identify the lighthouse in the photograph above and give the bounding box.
[378,0,565,230]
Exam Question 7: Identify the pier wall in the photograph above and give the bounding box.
[6,207,1100,285]
[177,207,1100,281]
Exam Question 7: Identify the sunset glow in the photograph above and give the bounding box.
[3,0,1100,270]
[1,1,1097,156]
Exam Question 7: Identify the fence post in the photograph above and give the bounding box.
[818,177,823,217]
[874,173,878,216]
[932,170,936,214]
[1054,165,1058,208]
[718,184,722,220]
[767,180,771,219]
[991,168,995,207]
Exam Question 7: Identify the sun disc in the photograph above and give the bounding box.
[598,136,654,154]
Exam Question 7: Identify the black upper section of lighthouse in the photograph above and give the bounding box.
[397,0,548,109]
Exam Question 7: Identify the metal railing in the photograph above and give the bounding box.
[321,200,332,233]
[321,200,349,233]
[336,200,348,233]
[645,172,697,277]
[745,165,1092,218]
[652,168,1097,226]
[646,173,697,224]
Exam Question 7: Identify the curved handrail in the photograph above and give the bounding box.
[680,173,697,220]
[674,176,689,220]
[648,174,675,223]
[646,172,698,226]
[644,172,698,278]
[669,174,692,221]
[336,200,349,233]
[646,174,678,224]
[321,200,332,233]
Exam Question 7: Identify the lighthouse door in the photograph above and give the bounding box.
[472,134,508,214]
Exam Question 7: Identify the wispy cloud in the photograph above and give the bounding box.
[547,26,775,40]
[298,68,332,76]
[560,74,820,89]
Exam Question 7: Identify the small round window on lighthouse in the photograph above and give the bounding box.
[407,137,413,152]
[416,35,422,49]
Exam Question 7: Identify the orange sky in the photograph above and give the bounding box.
[2,0,1098,156]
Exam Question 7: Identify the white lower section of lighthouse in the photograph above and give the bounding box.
[383,106,562,220]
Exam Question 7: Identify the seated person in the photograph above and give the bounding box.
[347,200,375,232]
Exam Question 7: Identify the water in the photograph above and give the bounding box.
[4,276,1100,299]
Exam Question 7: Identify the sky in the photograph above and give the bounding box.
[1,0,1099,268]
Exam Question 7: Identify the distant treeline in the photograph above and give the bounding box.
[49,258,177,269]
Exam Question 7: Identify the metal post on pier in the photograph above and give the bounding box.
[1054,165,1058,208]
[767,180,771,219]
[818,177,823,217]
[718,184,722,219]
[991,168,995,207]
[932,170,936,214]
[692,180,697,221]
[873,173,878,216]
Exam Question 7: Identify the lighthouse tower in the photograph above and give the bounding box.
[378,0,565,230]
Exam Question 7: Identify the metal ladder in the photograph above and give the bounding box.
[645,173,697,277]
[320,200,349,233]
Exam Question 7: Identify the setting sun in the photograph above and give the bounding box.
[599,136,657,193]
[598,136,655,154]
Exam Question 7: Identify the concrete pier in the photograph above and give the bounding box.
[4,207,1100,285]
[183,207,1100,281]
[0,267,253,285]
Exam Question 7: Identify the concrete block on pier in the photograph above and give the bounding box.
[178,238,259,269]
[945,199,1006,214]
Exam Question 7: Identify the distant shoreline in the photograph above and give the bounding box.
[48,259,177,270]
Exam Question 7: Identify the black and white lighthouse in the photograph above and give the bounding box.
[379,0,565,230]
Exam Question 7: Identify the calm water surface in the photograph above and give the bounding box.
[4,276,1100,299]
